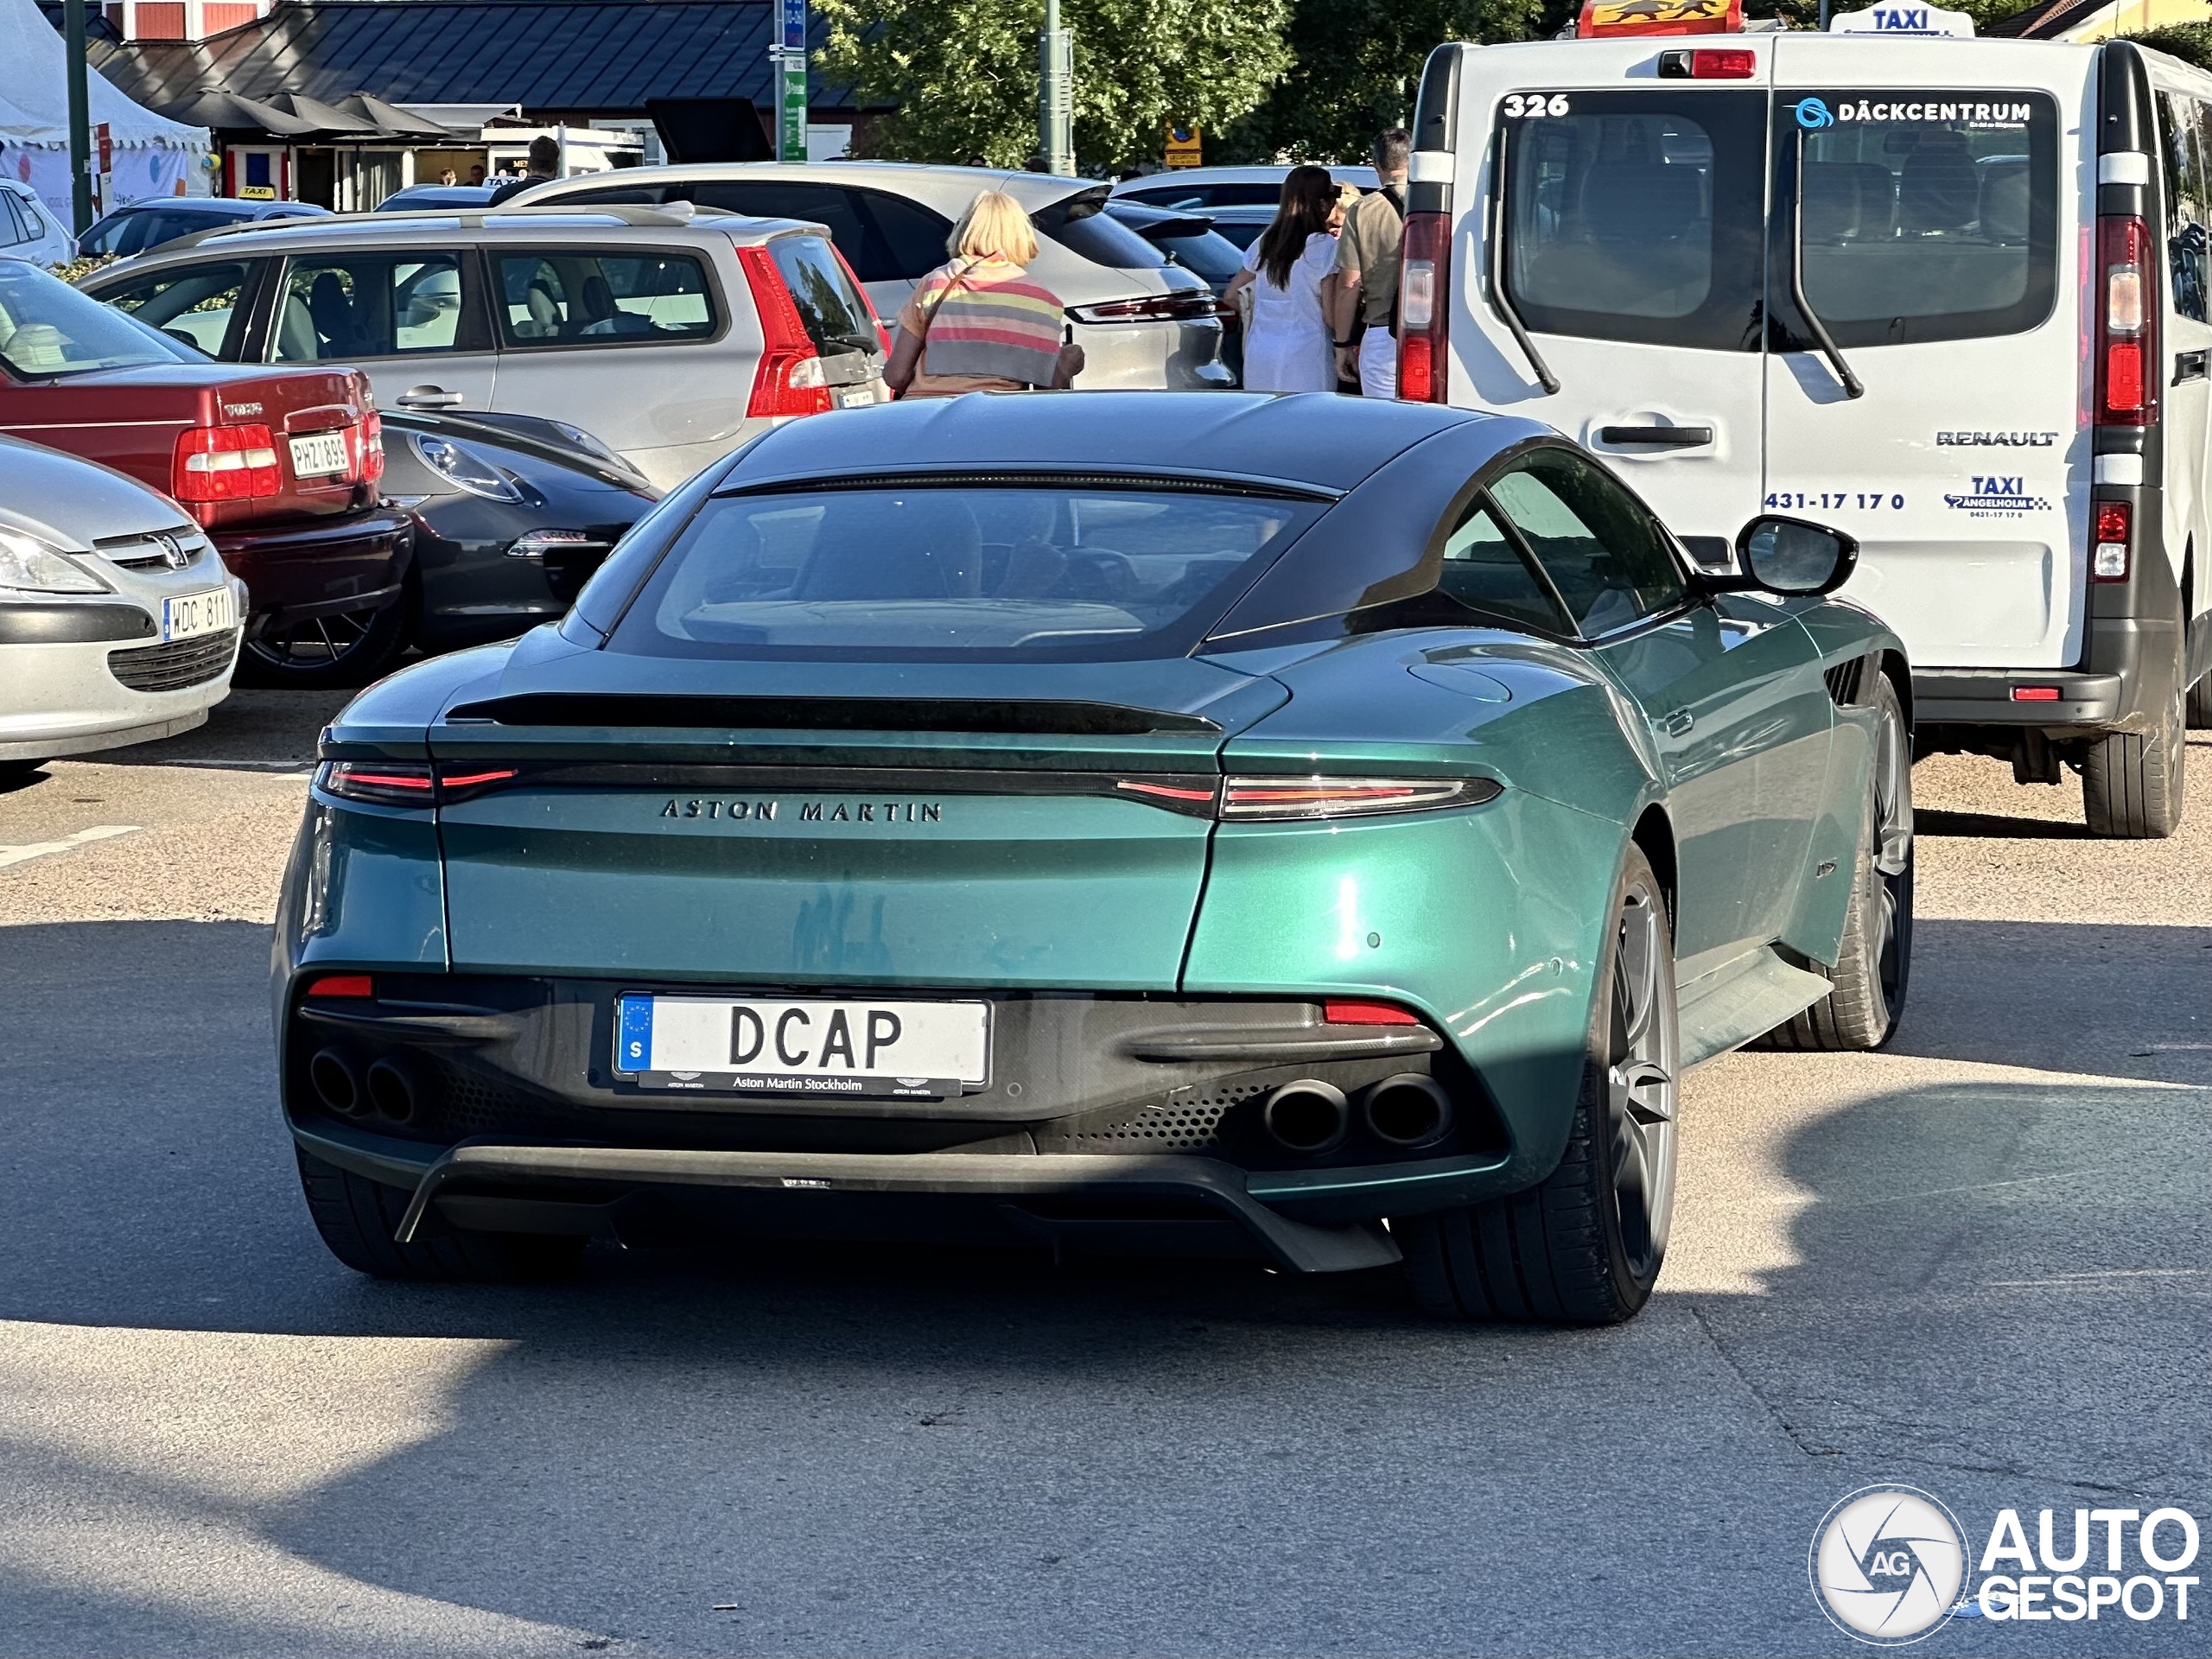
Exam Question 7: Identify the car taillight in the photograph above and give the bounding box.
[172,424,280,506]
[314,760,521,806]
[1398,210,1449,404]
[2096,215,2156,427]
[359,408,385,483]
[1068,293,1217,324]
[1218,777,1499,821]
[2093,499,2131,582]
[736,245,833,419]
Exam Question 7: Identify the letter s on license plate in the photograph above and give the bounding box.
[614,993,988,1098]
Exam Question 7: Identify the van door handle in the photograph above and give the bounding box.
[2176,351,2208,384]
[397,385,465,408]
[1662,709,1695,736]
[1599,424,1714,447]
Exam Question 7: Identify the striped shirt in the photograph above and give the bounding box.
[897,258,1065,395]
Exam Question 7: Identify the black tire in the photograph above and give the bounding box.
[1398,845,1678,1326]
[2082,668,2187,838]
[2187,671,2212,731]
[296,1147,586,1282]
[1763,676,1914,1052]
[237,598,409,690]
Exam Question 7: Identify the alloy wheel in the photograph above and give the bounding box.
[245,607,385,674]
[1605,880,1677,1280]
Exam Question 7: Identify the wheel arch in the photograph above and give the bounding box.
[1630,804,1677,932]
[1878,647,1912,731]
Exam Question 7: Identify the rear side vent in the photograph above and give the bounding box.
[443,694,1222,736]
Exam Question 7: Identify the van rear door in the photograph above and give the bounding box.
[1452,38,1773,543]
[1765,38,2094,671]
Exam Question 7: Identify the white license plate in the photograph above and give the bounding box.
[289,430,349,478]
[616,994,988,1098]
[836,384,883,408]
[161,586,237,643]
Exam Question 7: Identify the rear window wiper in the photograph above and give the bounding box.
[1789,130,1865,400]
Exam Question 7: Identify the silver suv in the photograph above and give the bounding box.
[512,164,1234,393]
[78,205,888,491]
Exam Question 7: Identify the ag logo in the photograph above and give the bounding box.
[1809,1485,1970,1643]
[1795,97,1836,130]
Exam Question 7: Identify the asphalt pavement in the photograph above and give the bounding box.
[0,690,2206,1657]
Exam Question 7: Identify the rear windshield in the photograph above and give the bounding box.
[1153,229,1245,284]
[607,485,1321,661]
[1500,89,1768,352]
[1791,92,2058,346]
[1042,205,1170,270]
[766,235,879,357]
[1122,183,1285,209]
[0,262,196,378]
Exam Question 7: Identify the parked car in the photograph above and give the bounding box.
[78,197,331,261]
[78,204,892,491]
[0,181,74,268]
[1185,205,1273,251]
[1106,199,1246,378]
[512,163,1234,392]
[0,434,245,779]
[271,392,1911,1322]
[0,260,409,689]
[375,185,500,213]
[372,407,658,662]
[1402,29,2212,838]
[1111,164,1378,211]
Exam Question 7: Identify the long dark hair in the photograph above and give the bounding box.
[1256,164,1338,289]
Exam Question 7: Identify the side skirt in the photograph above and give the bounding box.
[1676,945,1831,1067]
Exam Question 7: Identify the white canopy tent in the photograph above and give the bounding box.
[0,0,208,228]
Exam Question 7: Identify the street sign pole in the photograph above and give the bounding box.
[778,0,807,162]
[63,0,91,234]
[1039,0,1072,175]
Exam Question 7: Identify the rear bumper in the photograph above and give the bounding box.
[298,1120,1411,1274]
[1913,668,2126,728]
[215,506,413,624]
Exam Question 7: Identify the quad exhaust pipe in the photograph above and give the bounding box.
[308,1047,417,1125]
[1260,1074,1453,1154]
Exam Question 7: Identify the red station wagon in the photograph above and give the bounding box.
[0,260,409,685]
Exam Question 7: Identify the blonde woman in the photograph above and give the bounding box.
[886,191,1086,397]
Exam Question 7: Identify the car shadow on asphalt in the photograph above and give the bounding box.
[1913,808,2087,839]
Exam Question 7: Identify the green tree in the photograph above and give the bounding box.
[816,0,1293,174]
[2121,22,2212,71]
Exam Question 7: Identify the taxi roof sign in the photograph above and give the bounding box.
[1575,0,1739,38]
[1829,0,1976,35]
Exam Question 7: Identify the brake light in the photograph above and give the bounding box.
[736,245,833,419]
[359,408,385,483]
[1398,210,1449,404]
[172,424,280,506]
[1657,47,1756,78]
[1323,999,1419,1026]
[2096,215,2157,427]
[1068,294,1217,324]
[2093,499,2132,582]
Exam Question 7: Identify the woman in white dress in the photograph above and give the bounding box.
[1224,165,1341,393]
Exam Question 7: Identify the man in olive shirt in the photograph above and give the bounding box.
[1328,128,1410,397]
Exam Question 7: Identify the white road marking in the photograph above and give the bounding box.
[0,825,141,870]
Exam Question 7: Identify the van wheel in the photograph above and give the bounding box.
[2082,674,2186,839]
[296,1149,586,1282]
[1397,845,1677,1326]
[1763,677,1913,1051]
[2188,672,2212,730]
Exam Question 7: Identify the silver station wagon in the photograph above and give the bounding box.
[513,163,1235,394]
[79,206,889,492]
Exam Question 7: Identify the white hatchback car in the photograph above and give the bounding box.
[0,181,74,270]
[0,436,245,777]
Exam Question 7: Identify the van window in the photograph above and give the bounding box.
[2159,92,2209,325]
[1499,90,1767,353]
[1789,92,2057,347]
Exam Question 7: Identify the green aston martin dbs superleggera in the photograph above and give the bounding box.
[274,392,1913,1325]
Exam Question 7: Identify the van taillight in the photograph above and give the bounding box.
[736,245,833,420]
[2092,499,2131,582]
[2096,215,2157,427]
[1398,210,1450,404]
[172,424,280,508]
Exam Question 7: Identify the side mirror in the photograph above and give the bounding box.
[1732,515,1859,596]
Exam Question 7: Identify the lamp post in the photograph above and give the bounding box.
[63,0,92,234]
[1039,0,1072,175]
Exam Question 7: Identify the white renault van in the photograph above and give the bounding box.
[1398,20,2212,836]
